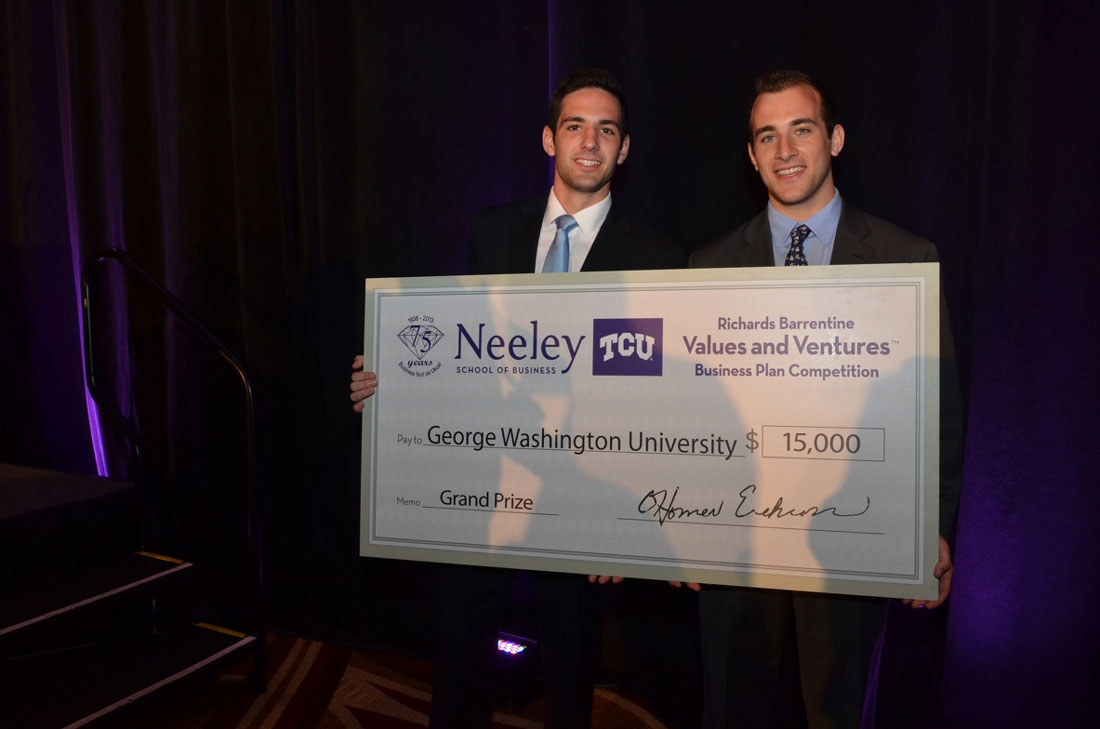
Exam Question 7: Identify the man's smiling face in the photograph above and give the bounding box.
[542,86,630,212]
[748,83,844,219]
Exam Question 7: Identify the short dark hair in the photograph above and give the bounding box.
[548,67,629,137]
[748,70,837,143]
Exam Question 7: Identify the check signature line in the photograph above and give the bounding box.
[617,516,885,536]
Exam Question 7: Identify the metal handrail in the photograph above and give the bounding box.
[80,247,266,689]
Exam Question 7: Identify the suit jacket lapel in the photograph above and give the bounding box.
[580,202,629,271]
[829,204,873,264]
[739,209,776,267]
[511,198,546,272]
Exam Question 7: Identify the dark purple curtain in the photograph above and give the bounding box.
[2,1,1097,726]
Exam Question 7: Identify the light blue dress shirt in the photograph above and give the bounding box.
[766,190,843,266]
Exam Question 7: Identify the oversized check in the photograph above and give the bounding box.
[360,264,940,600]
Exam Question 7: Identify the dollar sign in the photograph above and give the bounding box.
[745,429,759,453]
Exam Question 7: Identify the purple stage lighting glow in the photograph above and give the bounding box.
[496,639,527,656]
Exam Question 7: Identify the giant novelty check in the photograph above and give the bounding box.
[360,265,941,600]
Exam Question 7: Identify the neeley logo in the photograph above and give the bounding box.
[447,317,663,377]
[397,315,444,377]
[592,318,663,376]
[454,320,584,373]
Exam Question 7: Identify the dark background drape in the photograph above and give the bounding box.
[2,1,1097,727]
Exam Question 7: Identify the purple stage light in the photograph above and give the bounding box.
[497,639,526,655]
[496,632,535,656]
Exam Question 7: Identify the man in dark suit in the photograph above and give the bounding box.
[687,70,963,729]
[351,67,681,728]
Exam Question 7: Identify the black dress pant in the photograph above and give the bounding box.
[699,586,886,729]
[430,564,597,729]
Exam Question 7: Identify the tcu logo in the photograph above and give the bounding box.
[592,318,663,377]
[598,332,655,362]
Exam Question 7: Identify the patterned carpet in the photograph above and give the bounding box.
[144,634,668,728]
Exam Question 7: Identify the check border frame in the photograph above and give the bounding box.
[359,264,940,600]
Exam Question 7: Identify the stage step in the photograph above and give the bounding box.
[0,462,265,725]
[0,551,193,656]
[2,621,257,728]
[0,463,138,583]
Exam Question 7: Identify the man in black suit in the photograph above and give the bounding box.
[351,68,681,728]
[687,70,963,729]
[465,74,682,277]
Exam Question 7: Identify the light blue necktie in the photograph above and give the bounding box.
[543,214,578,273]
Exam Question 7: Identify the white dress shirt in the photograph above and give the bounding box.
[534,190,612,273]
